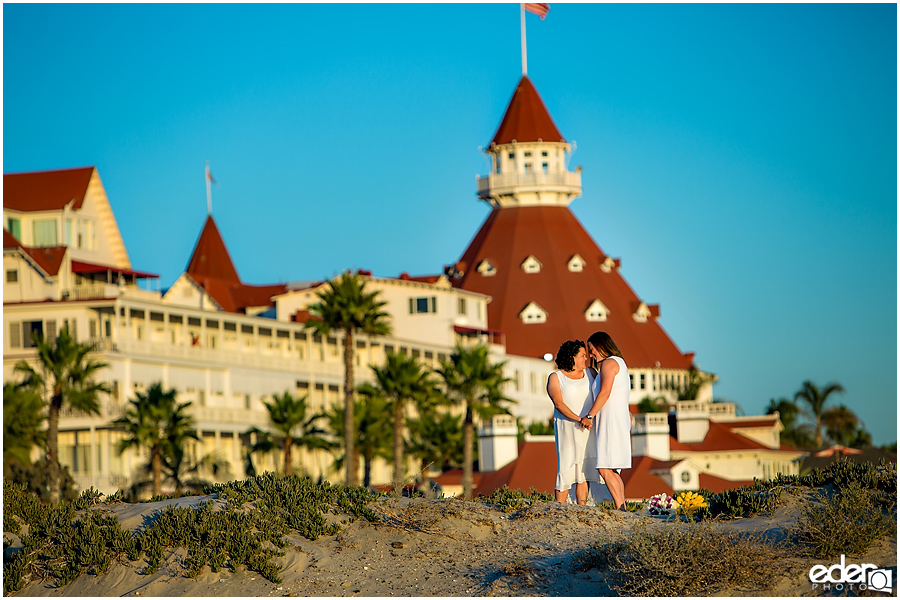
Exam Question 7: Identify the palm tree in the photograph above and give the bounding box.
[794,380,845,448]
[14,329,109,503]
[246,392,331,476]
[112,382,199,497]
[436,344,513,500]
[305,271,392,486]
[766,397,815,450]
[407,410,465,476]
[368,352,438,496]
[637,395,669,413]
[821,404,871,448]
[326,392,391,487]
[3,382,46,476]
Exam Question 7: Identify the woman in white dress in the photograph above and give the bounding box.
[546,340,594,504]
[579,331,631,511]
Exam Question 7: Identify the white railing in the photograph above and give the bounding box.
[631,412,669,434]
[67,284,118,300]
[708,403,736,418]
[476,171,582,195]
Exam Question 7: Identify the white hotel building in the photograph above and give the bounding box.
[3,76,803,495]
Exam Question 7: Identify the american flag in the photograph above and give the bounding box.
[206,169,218,186]
[523,3,550,20]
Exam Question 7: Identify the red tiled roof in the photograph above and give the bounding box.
[451,206,694,369]
[71,260,158,279]
[490,76,565,146]
[24,246,67,276]
[3,167,94,212]
[620,455,674,500]
[184,216,286,313]
[475,441,558,496]
[720,417,778,428]
[669,421,780,453]
[396,272,442,284]
[698,473,756,494]
[3,229,23,249]
[432,468,484,490]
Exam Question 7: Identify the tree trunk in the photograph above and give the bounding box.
[814,417,823,449]
[462,403,474,500]
[47,394,62,504]
[343,328,357,486]
[284,437,293,476]
[152,446,162,497]
[393,400,404,497]
[363,456,372,488]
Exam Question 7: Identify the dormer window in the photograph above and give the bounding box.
[567,254,586,272]
[633,302,651,323]
[600,256,617,273]
[585,299,610,322]
[476,259,497,277]
[519,302,548,324]
[520,255,542,274]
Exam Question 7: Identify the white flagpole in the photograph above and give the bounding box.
[521,4,527,76]
[205,161,212,215]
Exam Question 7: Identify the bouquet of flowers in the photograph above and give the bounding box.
[675,491,708,518]
[647,492,678,516]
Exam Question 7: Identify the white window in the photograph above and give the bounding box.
[633,302,651,323]
[457,297,467,315]
[567,254,586,272]
[6,269,18,283]
[520,255,542,274]
[33,219,58,247]
[519,301,548,324]
[523,151,532,158]
[600,256,618,273]
[585,299,610,322]
[9,322,21,348]
[409,296,437,314]
[476,259,497,277]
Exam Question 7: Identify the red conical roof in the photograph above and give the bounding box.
[184,215,286,313]
[186,216,240,283]
[490,76,565,146]
[451,206,693,369]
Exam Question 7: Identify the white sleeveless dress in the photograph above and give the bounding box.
[587,356,632,470]
[551,369,594,491]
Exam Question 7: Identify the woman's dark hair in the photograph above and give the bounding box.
[587,331,624,360]
[555,340,586,371]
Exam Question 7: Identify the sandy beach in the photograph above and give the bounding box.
[6,488,896,598]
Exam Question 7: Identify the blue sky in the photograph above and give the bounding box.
[4,3,897,444]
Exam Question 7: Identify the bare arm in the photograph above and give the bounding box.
[547,373,583,422]
[586,358,620,417]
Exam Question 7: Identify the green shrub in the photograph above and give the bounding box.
[3,473,379,593]
[791,482,895,558]
[477,485,553,512]
[577,521,785,596]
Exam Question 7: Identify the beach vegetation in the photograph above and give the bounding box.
[3,473,378,594]
[13,329,110,503]
[304,271,392,487]
[478,485,553,512]
[577,521,786,596]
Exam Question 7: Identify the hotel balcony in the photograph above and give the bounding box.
[476,170,582,201]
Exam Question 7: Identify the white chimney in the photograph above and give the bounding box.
[631,412,671,460]
[478,414,519,472]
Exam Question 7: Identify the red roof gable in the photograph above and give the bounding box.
[3,167,94,212]
[698,473,757,494]
[71,260,158,279]
[475,441,558,497]
[620,455,674,500]
[3,229,23,249]
[490,76,565,146]
[451,206,694,369]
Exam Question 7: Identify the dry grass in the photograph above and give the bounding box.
[791,482,896,559]
[577,521,787,596]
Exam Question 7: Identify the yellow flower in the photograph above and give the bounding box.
[675,491,707,517]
